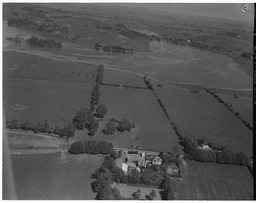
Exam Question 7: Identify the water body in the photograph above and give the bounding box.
[3,20,252,90]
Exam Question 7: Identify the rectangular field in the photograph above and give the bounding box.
[155,84,252,155]
[175,160,253,200]
[4,78,93,127]
[9,154,104,200]
[103,68,147,88]
[3,50,98,84]
[96,86,180,152]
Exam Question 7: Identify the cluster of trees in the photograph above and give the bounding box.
[102,118,135,135]
[179,136,251,166]
[26,36,63,48]
[90,65,104,112]
[205,88,253,131]
[69,140,115,155]
[6,119,75,138]
[72,108,99,136]
[143,76,183,138]
[159,176,176,200]
[91,156,127,200]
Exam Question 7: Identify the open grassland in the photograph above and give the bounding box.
[3,50,98,84]
[103,68,147,88]
[4,78,93,126]
[112,182,161,200]
[175,160,253,200]
[7,131,67,150]
[10,154,104,199]
[216,92,253,125]
[155,84,252,155]
[94,86,180,152]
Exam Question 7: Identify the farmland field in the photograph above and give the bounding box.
[7,131,67,150]
[3,78,93,126]
[94,86,180,152]
[155,84,253,155]
[216,92,253,125]
[3,50,98,84]
[175,160,253,200]
[7,154,104,199]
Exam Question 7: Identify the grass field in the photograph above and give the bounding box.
[7,131,67,150]
[10,153,104,199]
[112,182,162,200]
[3,50,98,84]
[155,84,252,155]
[4,78,92,126]
[217,92,253,125]
[94,86,180,152]
[103,68,147,88]
[175,160,253,200]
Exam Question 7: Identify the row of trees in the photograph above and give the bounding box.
[6,119,75,138]
[101,83,148,90]
[26,36,63,48]
[69,140,115,155]
[143,76,183,138]
[179,136,251,166]
[205,88,253,131]
[102,118,135,135]
[90,65,104,113]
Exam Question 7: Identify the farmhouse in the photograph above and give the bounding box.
[197,144,212,151]
[115,148,164,173]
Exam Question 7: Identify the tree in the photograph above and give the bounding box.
[147,190,157,200]
[132,189,141,200]
[128,169,141,184]
[96,104,107,118]
[41,120,49,133]
[103,121,116,135]
[160,177,176,200]
[69,141,85,154]
[173,145,180,155]
[73,108,90,129]
[117,118,135,132]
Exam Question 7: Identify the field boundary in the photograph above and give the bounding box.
[101,83,148,90]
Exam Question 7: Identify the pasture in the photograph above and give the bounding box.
[175,160,253,200]
[217,92,253,125]
[7,131,67,150]
[4,78,93,126]
[96,86,180,152]
[103,68,147,88]
[3,50,98,84]
[10,154,104,199]
[155,84,253,155]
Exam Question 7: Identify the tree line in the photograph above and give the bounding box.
[143,76,183,139]
[205,88,253,131]
[179,136,251,166]
[26,36,63,48]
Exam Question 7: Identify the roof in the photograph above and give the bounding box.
[127,162,136,168]
[127,154,145,162]
[168,163,178,169]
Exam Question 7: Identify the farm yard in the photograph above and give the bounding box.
[10,154,105,200]
[154,84,253,156]
[3,78,93,127]
[96,86,180,152]
[175,160,253,200]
